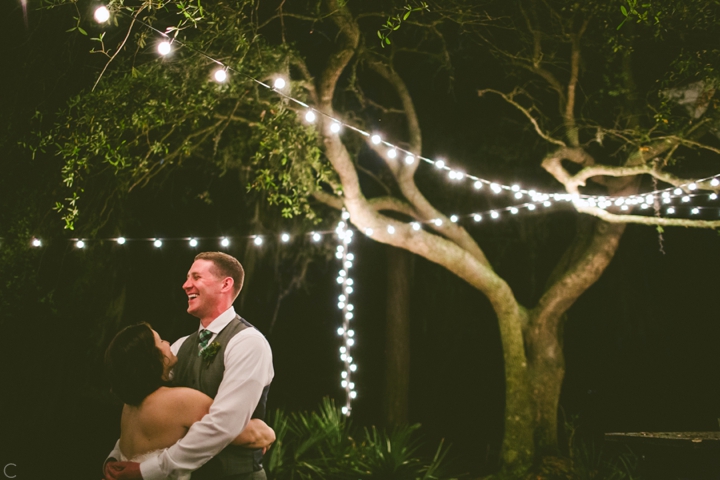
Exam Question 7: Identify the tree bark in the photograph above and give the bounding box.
[384,246,412,427]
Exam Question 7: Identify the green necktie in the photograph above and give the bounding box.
[198,329,213,355]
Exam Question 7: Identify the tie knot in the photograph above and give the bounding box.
[198,329,213,348]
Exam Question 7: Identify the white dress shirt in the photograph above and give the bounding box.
[108,307,273,480]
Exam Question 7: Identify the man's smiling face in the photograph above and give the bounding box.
[182,259,225,320]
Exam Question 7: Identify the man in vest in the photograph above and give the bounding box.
[105,252,274,480]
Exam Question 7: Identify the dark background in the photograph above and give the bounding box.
[1,2,719,478]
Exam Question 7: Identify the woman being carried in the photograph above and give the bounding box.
[104,323,275,479]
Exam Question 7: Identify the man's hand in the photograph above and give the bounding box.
[104,461,142,480]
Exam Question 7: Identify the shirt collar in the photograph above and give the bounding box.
[200,306,236,334]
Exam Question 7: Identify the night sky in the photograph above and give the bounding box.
[2,1,720,479]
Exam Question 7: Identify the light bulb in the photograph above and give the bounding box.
[345,286,354,294]
[305,110,316,123]
[371,134,381,145]
[710,193,718,200]
[189,238,198,247]
[221,237,230,247]
[620,205,628,211]
[510,207,519,214]
[711,178,720,187]
[157,41,172,56]
[387,225,395,234]
[514,192,523,199]
[281,233,290,243]
[662,191,671,198]
[350,364,357,372]
[339,295,346,302]
[340,346,347,353]
[691,208,700,214]
[312,232,321,242]
[673,188,682,195]
[474,181,483,190]
[347,338,355,346]
[349,382,355,389]
[116,237,126,245]
[94,6,110,23]
[339,270,346,277]
[411,222,421,231]
[490,211,499,219]
[641,203,650,209]
[689,183,697,190]
[663,198,671,204]
[528,204,536,211]
[350,391,357,399]
[645,195,654,204]
[341,380,347,388]
[387,149,397,159]
[682,196,690,203]
[337,327,344,335]
[341,371,348,378]
[347,254,354,261]
[153,239,162,248]
[448,170,457,180]
[543,201,552,207]
[344,261,352,269]
[473,214,482,222]
[341,210,350,220]
[273,77,286,89]
[433,219,442,226]
[405,155,414,165]
[341,406,349,415]
[76,240,85,249]
[32,238,42,247]
[347,304,354,311]
[511,185,520,192]
[490,183,501,194]
[213,69,227,83]
[667,207,676,214]
[435,159,445,169]
[254,236,263,246]
[365,228,373,236]
[450,215,458,223]
[345,312,354,320]
[346,279,354,285]
[340,353,347,361]
[347,330,355,337]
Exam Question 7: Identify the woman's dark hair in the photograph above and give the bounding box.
[105,323,165,406]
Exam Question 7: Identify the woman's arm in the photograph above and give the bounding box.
[230,419,276,449]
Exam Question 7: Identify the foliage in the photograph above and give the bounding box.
[265,399,458,480]
[377,1,430,48]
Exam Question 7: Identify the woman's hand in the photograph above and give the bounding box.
[230,418,276,450]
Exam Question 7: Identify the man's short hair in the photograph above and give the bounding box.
[195,251,245,299]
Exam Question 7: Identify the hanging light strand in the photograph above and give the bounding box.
[335,212,357,415]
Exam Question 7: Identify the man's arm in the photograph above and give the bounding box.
[139,330,273,480]
[230,419,276,449]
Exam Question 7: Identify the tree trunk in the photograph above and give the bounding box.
[384,246,412,426]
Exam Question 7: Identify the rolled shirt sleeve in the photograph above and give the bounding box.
[140,329,274,480]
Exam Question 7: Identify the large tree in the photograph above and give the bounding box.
[40,0,720,475]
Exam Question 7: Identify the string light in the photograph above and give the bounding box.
[213,68,228,83]
[157,41,172,56]
[335,212,357,416]
[153,239,163,248]
[330,122,342,133]
[221,237,230,247]
[189,238,198,247]
[281,233,290,243]
[253,236,263,246]
[94,6,110,23]
[272,77,286,90]
[76,240,85,248]
[371,134,382,145]
[405,155,415,165]
[116,237,126,245]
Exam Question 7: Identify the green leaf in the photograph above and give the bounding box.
[621,5,628,16]
[403,10,411,20]
[656,225,664,234]
[77,27,87,35]
[385,37,391,45]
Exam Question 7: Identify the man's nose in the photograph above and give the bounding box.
[182,278,191,290]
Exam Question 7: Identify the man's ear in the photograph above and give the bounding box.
[221,277,234,293]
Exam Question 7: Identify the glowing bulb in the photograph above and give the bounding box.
[341,406,349,415]
[347,279,354,285]
[435,159,445,169]
[667,207,676,214]
[341,380,348,388]
[490,183,501,194]
[663,198,671,204]
[341,210,350,220]
[347,330,355,337]
[448,170,457,180]
[710,193,718,200]
[345,312,354,319]
[76,240,85,249]
[474,181,483,190]
[404,155,414,165]
[673,188,682,195]
[528,204,536,211]
[371,134,382,145]
[341,370,348,378]
[691,207,700,214]
[281,233,290,243]
[511,185,520,192]
[312,232,322,242]
[411,222,421,231]
[153,239,162,248]
[157,41,172,56]
[344,261,352,269]
[645,195,654,204]
[339,270,346,277]
[330,122,342,133]
[337,327,345,335]
[490,211,499,219]
[350,391,357,399]
[305,110,316,123]
[213,69,227,83]
[340,353,347,361]
[350,364,357,372]
[543,201,552,207]
[387,149,397,159]
[510,207,519,214]
[254,236,263,246]
[347,338,355,346]
[347,304,354,311]
[339,294,346,302]
[473,214,482,222]
[365,228,373,236]
[116,237,126,245]
[450,215,458,223]
[711,178,720,187]
[641,203,650,209]
[94,6,110,23]
[345,286,354,294]
[273,77,286,89]
[387,225,395,234]
[514,192,523,199]
[620,205,628,211]
[189,238,198,247]
[682,196,690,203]
[347,253,354,261]
[221,237,230,247]
[689,183,697,190]
[662,192,671,199]
[31,238,41,247]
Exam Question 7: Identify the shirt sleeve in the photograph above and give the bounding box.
[140,330,273,480]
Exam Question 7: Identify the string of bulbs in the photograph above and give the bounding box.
[88,5,720,221]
